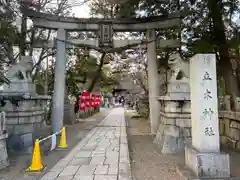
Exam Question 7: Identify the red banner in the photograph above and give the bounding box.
[86,93,90,108]
[79,91,89,110]
[96,95,101,107]
[91,94,96,108]
[81,91,89,101]
[79,92,102,110]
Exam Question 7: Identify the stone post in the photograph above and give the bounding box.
[52,28,67,133]
[147,29,160,134]
[63,90,76,125]
[184,54,230,178]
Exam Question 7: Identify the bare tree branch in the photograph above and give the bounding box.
[87,52,106,92]
[130,72,148,94]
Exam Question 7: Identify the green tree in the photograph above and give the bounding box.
[111,0,240,98]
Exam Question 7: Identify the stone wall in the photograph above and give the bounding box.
[218,95,240,150]
[155,94,240,152]
[2,98,49,153]
[219,111,240,149]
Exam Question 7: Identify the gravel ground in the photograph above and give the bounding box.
[126,114,240,180]
[126,116,184,180]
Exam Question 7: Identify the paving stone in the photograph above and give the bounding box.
[69,158,91,166]
[72,175,94,180]
[94,165,109,175]
[54,160,70,168]
[118,174,132,180]
[106,152,119,159]
[61,153,75,161]
[91,152,105,157]
[15,175,38,180]
[75,151,92,158]
[108,165,118,175]
[94,175,117,180]
[98,145,110,149]
[92,150,105,153]
[59,166,80,176]
[85,142,97,145]
[81,146,97,151]
[50,167,65,173]
[119,157,129,164]
[104,158,118,165]
[95,148,106,151]
[40,172,59,180]
[55,176,74,180]
[110,141,119,145]
[106,147,115,151]
[76,165,96,175]
[119,163,131,175]
[90,157,105,165]
[34,109,132,180]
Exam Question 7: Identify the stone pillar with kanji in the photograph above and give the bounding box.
[184,54,230,178]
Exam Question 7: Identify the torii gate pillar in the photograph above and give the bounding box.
[52,28,67,133]
[147,29,160,134]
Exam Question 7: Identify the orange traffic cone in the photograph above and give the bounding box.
[58,127,68,149]
[26,139,45,172]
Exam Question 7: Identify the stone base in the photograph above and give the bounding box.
[154,131,179,154]
[0,133,9,170]
[64,103,76,125]
[4,101,48,154]
[155,96,191,154]
[176,165,233,180]
[185,146,230,178]
[6,120,47,154]
[154,111,191,154]
[78,111,86,118]
[154,126,191,154]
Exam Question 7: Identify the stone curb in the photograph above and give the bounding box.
[119,112,132,180]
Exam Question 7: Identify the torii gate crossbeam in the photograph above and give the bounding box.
[25,9,180,134]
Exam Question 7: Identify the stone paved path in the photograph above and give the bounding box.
[40,108,131,180]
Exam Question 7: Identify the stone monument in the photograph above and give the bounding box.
[154,52,191,154]
[180,54,230,178]
[1,56,50,154]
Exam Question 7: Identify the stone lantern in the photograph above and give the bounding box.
[1,56,50,154]
[154,52,191,154]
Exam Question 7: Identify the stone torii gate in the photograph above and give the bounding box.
[24,9,180,134]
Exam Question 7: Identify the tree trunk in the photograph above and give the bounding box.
[87,53,106,92]
[19,14,27,56]
[207,0,240,97]
[7,44,15,64]
[235,49,240,90]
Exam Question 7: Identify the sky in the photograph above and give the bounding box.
[70,1,240,23]
[71,1,91,18]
